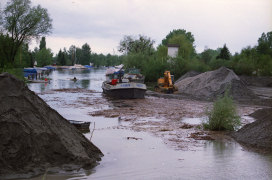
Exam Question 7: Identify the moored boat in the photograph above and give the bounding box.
[102,67,147,99]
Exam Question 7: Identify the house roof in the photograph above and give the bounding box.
[167,44,180,48]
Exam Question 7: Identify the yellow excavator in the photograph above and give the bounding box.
[154,71,178,93]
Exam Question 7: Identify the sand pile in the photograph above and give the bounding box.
[175,67,256,100]
[175,71,200,84]
[233,108,272,151]
[0,73,103,179]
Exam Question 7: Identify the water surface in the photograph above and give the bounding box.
[28,69,272,180]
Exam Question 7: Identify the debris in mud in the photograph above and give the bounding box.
[53,88,97,93]
[189,132,215,140]
[175,67,257,100]
[179,123,194,129]
[233,108,272,151]
[0,73,103,179]
[127,137,143,140]
[159,128,173,132]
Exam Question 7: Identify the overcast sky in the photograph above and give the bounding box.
[2,0,272,55]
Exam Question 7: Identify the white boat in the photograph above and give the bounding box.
[102,68,147,99]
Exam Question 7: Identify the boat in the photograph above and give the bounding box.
[68,120,90,133]
[102,67,147,99]
[24,67,50,83]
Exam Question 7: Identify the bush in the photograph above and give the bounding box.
[203,91,240,131]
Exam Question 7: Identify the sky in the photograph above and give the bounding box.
[1,0,272,55]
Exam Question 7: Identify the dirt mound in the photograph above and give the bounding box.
[175,67,257,100]
[0,73,103,179]
[175,71,200,84]
[239,75,272,87]
[233,108,272,151]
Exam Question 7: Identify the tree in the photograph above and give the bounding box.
[2,0,52,63]
[80,43,91,65]
[118,35,155,55]
[35,48,53,66]
[168,34,195,59]
[57,49,66,66]
[68,45,76,65]
[39,36,46,50]
[162,29,195,46]
[200,48,219,64]
[0,33,13,69]
[216,44,231,60]
[257,32,272,56]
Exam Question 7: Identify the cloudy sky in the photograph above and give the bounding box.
[2,0,272,55]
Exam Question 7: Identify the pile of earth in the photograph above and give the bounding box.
[239,75,272,87]
[175,71,200,84]
[233,108,272,151]
[0,73,103,179]
[175,67,257,100]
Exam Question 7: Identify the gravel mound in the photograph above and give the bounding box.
[0,73,103,179]
[175,67,256,100]
[233,108,272,151]
[175,71,200,84]
[239,75,272,87]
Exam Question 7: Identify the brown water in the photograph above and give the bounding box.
[27,69,272,180]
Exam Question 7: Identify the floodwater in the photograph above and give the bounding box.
[28,69,272,180]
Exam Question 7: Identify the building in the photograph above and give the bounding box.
[167,44,180,58]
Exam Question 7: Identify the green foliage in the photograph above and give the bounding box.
[169,57,209,79]
[56,49,66,65]
[216,44,231,60]
[200,48,219,64]
[90,53,122,67]
[39,37,46,50]
[79,43,91,65]
[35,48,53,66]
[257,32,272,56]
[0,33,13,69]
[14,44,32,68]
[168,34,195,59]
[203,91,241,131]
[162,29,195,46]
[142,55,168,82]
[156,44,168,58]
[2,0,52,63]
[118,35,155,55]
[1,68,24,80]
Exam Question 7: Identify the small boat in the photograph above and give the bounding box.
[102,67,147,99]
[69,120,90,132]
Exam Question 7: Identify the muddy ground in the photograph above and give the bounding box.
[40,87,270,152]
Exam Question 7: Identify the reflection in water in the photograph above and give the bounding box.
[81,79,90,89]
[27,68,106,93]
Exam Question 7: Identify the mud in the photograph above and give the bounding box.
[175,67,257,101]
[233,108,272,152]
[0,73,103,179]
[47,88,260,151]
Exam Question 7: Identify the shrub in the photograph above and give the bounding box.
[203,91,240,131]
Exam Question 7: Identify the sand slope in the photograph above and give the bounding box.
[0,73,103,179]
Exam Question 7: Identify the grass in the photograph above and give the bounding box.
[203,91,241,131]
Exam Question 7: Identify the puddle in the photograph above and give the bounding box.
[181,117,206,125]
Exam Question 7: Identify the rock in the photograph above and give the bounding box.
[233,108,272,151]
[0,73,103,179]
[175,67,257,100]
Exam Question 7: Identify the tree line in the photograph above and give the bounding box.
[0,0,122,74]
[0,0,271,81]
[119,30,272,82]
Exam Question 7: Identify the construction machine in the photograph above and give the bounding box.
[154,71,178,93]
